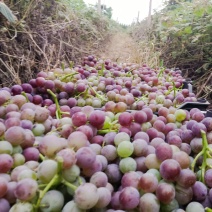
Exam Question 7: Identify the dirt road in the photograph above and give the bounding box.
[99,32,139,64]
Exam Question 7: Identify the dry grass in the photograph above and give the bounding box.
[0,0,111,87]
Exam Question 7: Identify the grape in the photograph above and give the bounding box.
[153,120,165,132]
[91,135,104,145]
[23,147,39,162]
[121,171,140,188]
[176,169,196,188]
[17,169,37,181]
[138,173,158,193]
[172,151,190,169]
[34,106,50,122]
[0,177,8,198]
[190,137,203,154]
[119,186,140,210]
[37,160,58,183]
[167,135,182,148]
[25,161,39,171]
[95,187,111,208]
[192,111,205,122]
[114,132,130,146]
[139,193,160,212]
[20,129,35,148]
[117,141,134,158]
[118,112,133,127]
[119,157,137,173]
[186,201,205,212]
[110,191,122,210]
[12,153,25,168]
[181,129,194,144]
[191,122,207,137]
[0,198,10,212]
[82,158,102,177]
[68,131,89,150]
[150,137,165,148]
[155,142,173,162]
[201,117,212,131]
[62,200,86,212]
[72,112,87,127]
[62,164,80,183]
[132,139,148,157]
[90,171,108,188]
[14,178,38,201]
[175,184,193,205]
[205,169,212,188]
[11,95,27,108]
[192,181,207,201]
[174,109,187,122]
[134,131,150,143]
[134,110,147,124]
[4,126,26,146]
[40,190,64,212]
[74,183,99,209]
[56,148,76,169]
[101,145,117,162]
[145,154,161,169]
[11,165,29,181]
[156,182,175,204]
[32,123,45,136]
[159,159,181,182]
[0,141,13,155]
[88,110,105,129]
[142,107,153,122]
[76,147,96,168]
[160,199,179,212]
[9,202,34,212]
[0,154,13,173]
[89,143,101,154]
[39,135,67,158]
[129,122,141,137]
[105,164,122,184]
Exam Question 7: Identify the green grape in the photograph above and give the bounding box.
[119,157,137,173]
[174,109,186,122]
[117,141,134,158]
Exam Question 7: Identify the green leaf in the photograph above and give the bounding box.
[194,8,205,17]
[184,26,192,34]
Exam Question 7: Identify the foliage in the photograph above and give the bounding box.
[0,0,114,86]
[131,0,212,100]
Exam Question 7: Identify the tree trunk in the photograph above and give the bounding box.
[98,0,101,15]
[147,0,152,28]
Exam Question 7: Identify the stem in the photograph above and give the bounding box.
[191,150,203,172]
[21,91,29,102]
[39,153,45,161]
[191,130,209,183]
[35,174,61,211]
[201,130,208,183]
[60,72,78,82]
[89,85,107,102]
[98,129,118,135]
[47,89,61,119]
[62,179,78,191]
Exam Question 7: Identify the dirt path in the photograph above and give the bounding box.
[99,32,138,64]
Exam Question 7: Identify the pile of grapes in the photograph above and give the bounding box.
[0,55,212,212]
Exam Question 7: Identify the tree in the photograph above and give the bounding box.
[147,0,152,28]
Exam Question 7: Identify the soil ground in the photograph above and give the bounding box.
[99,32,138,64]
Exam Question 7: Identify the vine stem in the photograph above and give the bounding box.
[191,130,209,183]
[34,174,61,211]
[62,179,78,191]
[47,89,61,119]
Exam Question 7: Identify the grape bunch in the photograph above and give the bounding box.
[0,55,211,212]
